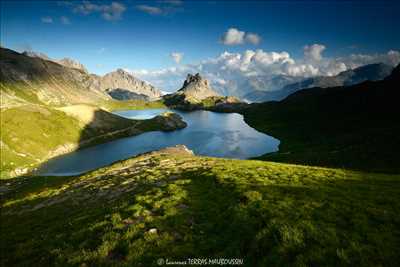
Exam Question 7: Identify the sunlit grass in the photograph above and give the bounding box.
[2,152,399,266]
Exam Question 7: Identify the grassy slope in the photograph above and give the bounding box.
[0,105,83,176]
[1,151,399,266]
[0,101,178,178]
[243,77,400,173]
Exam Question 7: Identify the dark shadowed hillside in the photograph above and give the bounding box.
[244,65,400,173]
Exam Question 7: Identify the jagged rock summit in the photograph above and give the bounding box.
[96,69,162,100]
[162,73,244,111]
[177,73,219,100]
[23,51,88,73]
[57,58,88,73]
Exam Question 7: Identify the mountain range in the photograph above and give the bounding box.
[244,63,394,102]
[11,48,395,104]
[1,48,168,104]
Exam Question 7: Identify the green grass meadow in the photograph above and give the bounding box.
[1,153,399,266]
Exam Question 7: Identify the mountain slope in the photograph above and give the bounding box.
[0,103,185,177]
[243,64,400,172]
[245,63,393,102]
[19,49,161,101]
[0,47,108,107]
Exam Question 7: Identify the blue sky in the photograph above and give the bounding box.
[1,0,400,78]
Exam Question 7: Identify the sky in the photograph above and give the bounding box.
[1,0,400,92]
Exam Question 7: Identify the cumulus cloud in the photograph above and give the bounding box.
[129,46,400,96]
[41,17,53,23]
[221,28,262,46]
[60,16,71,25]
[221,28,246,45]
[304,44,326,61]
[245,33,261,45]
[170,52,184,64]
[74,1,126,21]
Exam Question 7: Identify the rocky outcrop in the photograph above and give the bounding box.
[92,69,162,101]
[57,58,88,73]
[105,88,150,101]
[150,145,194,157]
[163,73,222,109]
[177,73,219,100]
[153,112,187,131]
[22,51,52,61]
[163,74,246,111]
[23,51,88,73]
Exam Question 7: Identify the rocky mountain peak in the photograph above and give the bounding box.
[114,68,129,76]
[22,50,88,73]
[178,73,218,100]
[22,50,51,61]
[98,69,162,100]
[57,58,88,73]
[183,73,209,87]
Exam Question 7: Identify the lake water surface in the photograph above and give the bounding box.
[36,109,280,176]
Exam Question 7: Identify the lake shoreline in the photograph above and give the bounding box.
[32,108,279,176]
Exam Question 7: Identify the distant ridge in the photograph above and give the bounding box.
[245,63,394,102]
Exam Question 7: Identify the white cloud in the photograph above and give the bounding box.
[338,50,400,69]
[170,52,184,64]
[221,28,246,45]
[221,28,262,46]
[304,44,326,61]
[60,16,71,25]
[74,1,126,21]
[41,17,53,23]
[129,46,400,96]
[136,5,163,15]
[245,33,261,45]
[285,64,319,77]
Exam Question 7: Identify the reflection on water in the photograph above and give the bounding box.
[36,109,280,176]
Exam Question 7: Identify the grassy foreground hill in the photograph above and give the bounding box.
[1,146,399,266]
